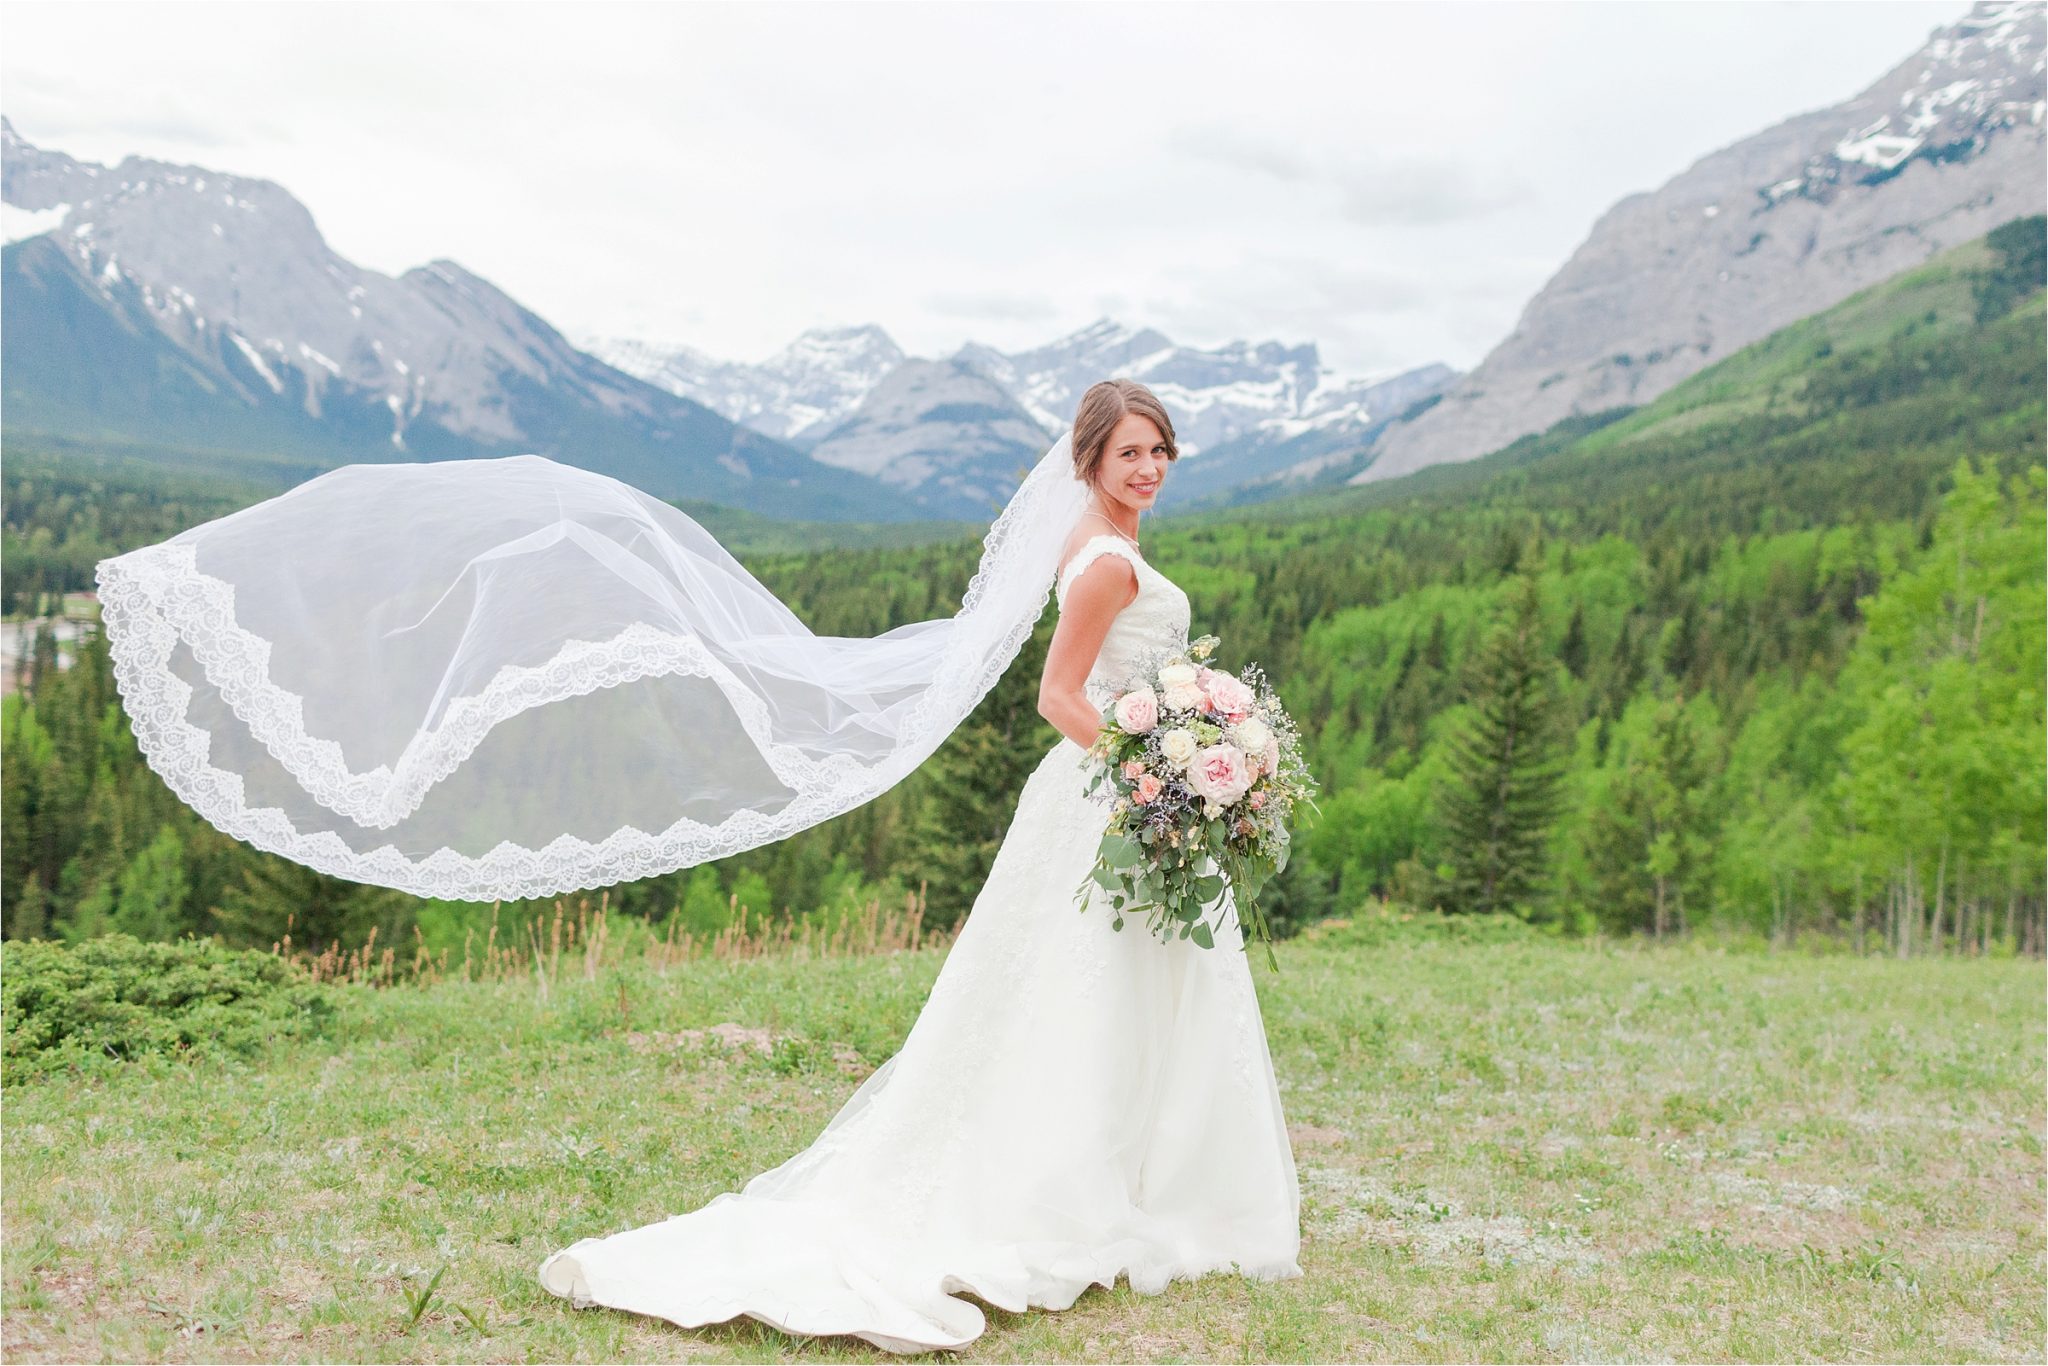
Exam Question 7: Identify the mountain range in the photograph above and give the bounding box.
[0,103,1432,521]
[0,119,908,521]
[575,317,1453,515]
[1347,0,2045,488]
[2,0,2041,521]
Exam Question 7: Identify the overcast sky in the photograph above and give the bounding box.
[2,0,1969,381]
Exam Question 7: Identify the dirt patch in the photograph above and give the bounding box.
[25,1262,98,1312]
[1709,1170,1862,1214]
[257,1259,332,1312]
[1301,1163,1606,1273]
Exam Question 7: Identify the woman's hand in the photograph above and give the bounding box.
[1037,556,1138,747]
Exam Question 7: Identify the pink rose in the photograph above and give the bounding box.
[1121,758,1147,781]
[1134,773,1164,804]
[1113,687,1159,734]
[1187,743,1252,806]
[1207,672,1255,716]
[1249,788,1266,810]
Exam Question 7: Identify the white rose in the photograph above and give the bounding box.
[1162,682,1205,712]
[1158,727,1199,770]
[1156,663,1199,692]
[1231,717,1273,756]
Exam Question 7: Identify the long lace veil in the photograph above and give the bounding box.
[94,432,1091,901]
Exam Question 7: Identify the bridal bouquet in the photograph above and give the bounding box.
[1071,634,1319,970]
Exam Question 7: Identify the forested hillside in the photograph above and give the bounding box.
[4,218,2041,957]
[0,446,977,618]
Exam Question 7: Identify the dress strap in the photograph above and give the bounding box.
[1055,533,1145,607]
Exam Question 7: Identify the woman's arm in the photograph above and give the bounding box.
[1037,557,1139,747]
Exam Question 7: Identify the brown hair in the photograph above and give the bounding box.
[1070,378,1178,488]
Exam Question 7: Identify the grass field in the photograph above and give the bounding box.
[4,914,2042,1363]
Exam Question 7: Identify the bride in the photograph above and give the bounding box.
[92,375,1302,1354]
[535,379,1302,1352]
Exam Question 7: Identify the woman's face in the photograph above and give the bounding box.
[1094,412,1171,515]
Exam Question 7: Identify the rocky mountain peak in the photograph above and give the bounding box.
[763,322,905,379]
[1354,0,2045,487]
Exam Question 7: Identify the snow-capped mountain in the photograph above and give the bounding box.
[574,323,906,444]
[0,117,906,521]
[948,317,1395,459]
[1353,0,2048,487]
[800,357,1055,517]
[582,314,1457,514]
[1156,360,1456,509]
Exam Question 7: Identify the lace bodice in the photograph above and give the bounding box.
[1054,533,1193,708]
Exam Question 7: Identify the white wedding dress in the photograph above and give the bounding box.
[537,531,1303,1353]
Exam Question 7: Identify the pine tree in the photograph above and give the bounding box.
[1432,573,1567,917]
[111,826,191,942]
[208,855,412,952]
[1605,618,1644,715]
[1582,691,1718,938]
[27,621,59,697]
[1559,604,1589,680]
[61,894,122,944]
[1661,599,1700,682]
[7,869,49,940]
[1422,613,1449,672]
[1490,524,1523,576]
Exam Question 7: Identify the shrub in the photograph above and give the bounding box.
[1,933,343,1083]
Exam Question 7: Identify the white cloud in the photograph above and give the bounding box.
[0,0,1969,378]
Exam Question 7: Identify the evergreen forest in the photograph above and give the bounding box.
[5,217,2041,960]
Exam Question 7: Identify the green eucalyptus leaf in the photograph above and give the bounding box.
[1103,835,1145,869]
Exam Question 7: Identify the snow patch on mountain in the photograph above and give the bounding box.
[1,199,68,244]
[578,322,906,445]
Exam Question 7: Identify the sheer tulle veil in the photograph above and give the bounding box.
[93,433,1092,902]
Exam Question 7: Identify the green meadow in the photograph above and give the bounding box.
[4,913,2041,1363]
